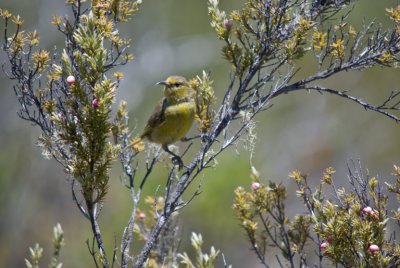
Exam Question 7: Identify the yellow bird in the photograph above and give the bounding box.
[140,75,196,167]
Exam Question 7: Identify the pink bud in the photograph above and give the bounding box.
[362,206,373,215]
[368,244,379,253]
[224,20,233,30]
[251,182,260,191]
[320,242,328,249]
[96,3,105,8]
[66,75,75,86]
[138,212,146,221]
[92,98,99,109]
[369,210,376,216]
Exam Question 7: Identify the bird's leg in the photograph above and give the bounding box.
[180,135,201,142]
[162,144,184,169]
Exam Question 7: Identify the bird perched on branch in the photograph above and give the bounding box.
[140,75,196,167]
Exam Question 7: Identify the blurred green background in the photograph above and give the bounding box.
[0,0,399,267]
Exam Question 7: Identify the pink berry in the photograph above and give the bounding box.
[368,244,379,253]
[251,182,260,191]
[66,75,75,86]
[138,212,146,221]
[96,3,105,8]
[224,20,233,30]
[320,242,328,249]
[92,98,99,109]
[362,206,373,215]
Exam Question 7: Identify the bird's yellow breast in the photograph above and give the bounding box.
[148,101,195,145]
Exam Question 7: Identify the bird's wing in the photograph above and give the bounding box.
[140,97,168,139]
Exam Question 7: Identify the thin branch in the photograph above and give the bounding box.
[111,233,118,268]
[71,180,90,220]
[87,238,100,268]
[86,200,110,268]
[305,85,400,122]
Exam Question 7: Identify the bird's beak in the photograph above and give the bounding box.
[156,80,168,86]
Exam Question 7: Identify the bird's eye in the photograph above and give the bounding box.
[172,83,181,88]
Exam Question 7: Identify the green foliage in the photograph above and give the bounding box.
[49,224,65,268]
[25,224,64,268]
[25,244,43,268]
[0,0,141,202]
[386,5,400,34]
[132,198,229,268]
[189,71,216,134]
[134,196,180,267]
[177,233,227,268]
[233,167,299,266]
[208,0,315,76]
[1,0,141,266]
[208,0,400,113]
[234,165,400,267]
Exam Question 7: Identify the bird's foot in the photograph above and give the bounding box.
[171,155,185,169]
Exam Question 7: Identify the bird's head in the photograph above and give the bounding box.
[157,76,192,104]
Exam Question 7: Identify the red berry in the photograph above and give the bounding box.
[251,182,260,191]
[66,75,75,86]
[92,98,99,109]
[368,244,379,253]
[138,212,146,221]
[326,236,333,243]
